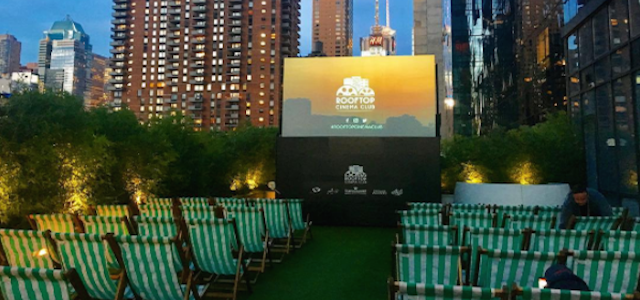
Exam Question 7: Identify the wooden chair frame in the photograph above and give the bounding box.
[387,278,509,300]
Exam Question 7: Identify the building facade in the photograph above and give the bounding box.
[564,0,640,201]
[312,0,352,56]
[39,16,93,99]
[109,0,300,130]
[0,34,22,75]
[87,54,111,108]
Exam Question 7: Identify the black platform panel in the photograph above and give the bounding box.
[276,137,441,227]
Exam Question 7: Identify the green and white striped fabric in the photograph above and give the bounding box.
[398,210,442,225]
[600,231,640,252]
[517,287,628,300]
[408,202,444,211]
[571,250,640,294]
[450,212,494,243]
[0,230,55,268]
[573,216,620,231]
[256,199,291,239]
[138,204,175,218]
[216,197,247,208]
[450,204,489,213]
[79,216,129,235]
[531,229,592,252]
[400,225,457,246]
[180,205,217,221]
[145,197,173,205]
[0,267,74,300]
[50,233,134,300]
[634,218,640,231]
[95,205,130,218]
[134,216,179,237]
[187,218,241,276]
[114,235,207,300]
[468,228,524,284]
[225,207,265,253]
[286,199,308,231]
[395,244,464,285]
[504,215,556,231]
[477,249,557,288]
[496,206,536,225]
[30,214,76,233]
[611,207,626,216]
[179,197,210,206]
[536,206,561,218]
[395,283,500,300]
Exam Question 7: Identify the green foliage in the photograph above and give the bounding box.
[0,91,277,227]
[441,113,585,193]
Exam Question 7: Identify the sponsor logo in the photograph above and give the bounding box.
[326,188,340,195]
[335,76,376,112]
[311,187,322,194]
[345,186,367,195]
[372,189,387,195]
[344,165,367,185]
[391,189,404,196]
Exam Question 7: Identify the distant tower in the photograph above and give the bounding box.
[312,0,353,56]
[0,34,22,75]
[360,0,396,56]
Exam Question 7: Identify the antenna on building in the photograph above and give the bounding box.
[375,0,379,27]
[386,0,390,27]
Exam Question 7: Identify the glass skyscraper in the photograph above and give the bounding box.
[565,0,640,202]
[38,16,92,100]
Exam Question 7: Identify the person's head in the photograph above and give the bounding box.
[544,264,590,291]
[571,184,588,206]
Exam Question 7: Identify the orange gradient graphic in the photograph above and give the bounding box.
[283,56,437,129]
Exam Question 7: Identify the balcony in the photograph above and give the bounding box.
[229,37,241,43]
[191,38,206,44]
[113,0,127,3]
[169,16,181,23]
[188,80,205,84]
[111,55,126,62]
[109,77,124,84]
[167,73,180,78]
[110,48,125,54]
[112,25,127,32]
[225,113,240,119]
[189,94,204,102]
[193,21,207,28]
[192,29,206,36]
[112,18,127,25]
[166,64,179,70]
[193,0,206,3]
[189,71,205,76]
[111,34,127,40]
[168,1,181,7]
[109,70,124,76]
[112,11,128,18]
[110,40,125,47]
[228,96,240,102]
[230,13,242,19]
[168,9,181,15]
[193,14,206,20]
[226,105,240,110]
[168,57,180,62]
[192,5,206,12]
[188,104,204,111]
[189,63,205,69]
[113,4,127,10]
[167,40,180,46]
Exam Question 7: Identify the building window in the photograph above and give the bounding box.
[609,0,629,47]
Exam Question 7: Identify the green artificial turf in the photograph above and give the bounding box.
[237,226,396,300]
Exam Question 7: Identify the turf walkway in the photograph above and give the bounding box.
[238,226,396,300]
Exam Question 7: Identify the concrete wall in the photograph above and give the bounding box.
[454,182,570,207]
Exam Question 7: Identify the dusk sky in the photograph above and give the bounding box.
[0,0,413,65]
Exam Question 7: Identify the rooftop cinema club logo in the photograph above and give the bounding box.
[336,76,376,112]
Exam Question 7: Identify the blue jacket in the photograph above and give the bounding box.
[559,188,612,229]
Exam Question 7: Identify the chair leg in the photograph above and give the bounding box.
[261,249,267,273]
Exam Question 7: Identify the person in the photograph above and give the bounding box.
[544,264,590,291]
[559,184,612,229]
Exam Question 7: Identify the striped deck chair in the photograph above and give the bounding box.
[571,216,621,231]
[387,281,507,300]
[286,199,312,247]
[186,218,251,300]
[612,206,626,217]
[450,203,490,213]
[495,206,536,225]
[95,205,130,218]
[48,232,133,300]
[450,212,495,244]
[145,197,174,205]
[467,228,524,284]
[398,210,442,225]
[0,230,56,268]
[138,204,176,218]
[634,217,640,231]
[0,266,90,300]
[536,206,561,218]
[400,224,458,246]
[393,244,467,285]
[530,229,593,252]
[107,235,208,300]
[225,207,270,273]
[134,216,180,238]
[180,197,211,206]
[29,214,78,233]
[514,287,633,300]
[600,231,640,252]
[79,215,131,235]
[181,205,218,221]
[475,248,558,288]
[256,199,292,256]
[216,197,247,208]
[504,215,556,231]
[570,250,640,294]
[408,202,445,211]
